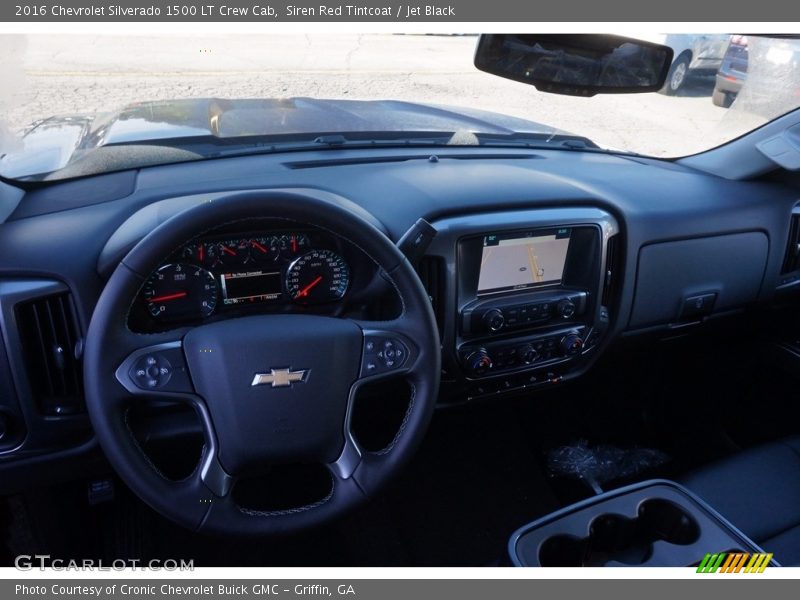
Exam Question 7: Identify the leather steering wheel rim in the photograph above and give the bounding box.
[83,189,440,535]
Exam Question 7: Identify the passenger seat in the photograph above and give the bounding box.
[682,436,800,566]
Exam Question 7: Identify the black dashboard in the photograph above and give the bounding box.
[1,144,800,490]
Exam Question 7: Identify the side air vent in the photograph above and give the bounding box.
[782,210,800,274]
[15,293,84,416]
[416,256,446,334]
[602,234,621,307]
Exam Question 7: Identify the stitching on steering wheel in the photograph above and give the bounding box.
[122,408,205,483]
[237,472,335,517]
[371,381,417,457]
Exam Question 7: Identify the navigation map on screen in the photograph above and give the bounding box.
[477,229,571,294]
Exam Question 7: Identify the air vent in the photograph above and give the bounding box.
[602,234,621,307]
[782,211,800,273]
[15,293,84,415]
[416,256,445,334]
[285,153,539,170]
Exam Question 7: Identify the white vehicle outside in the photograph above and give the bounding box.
[636,34,731,94]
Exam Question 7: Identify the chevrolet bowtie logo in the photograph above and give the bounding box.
[251,368,309,388]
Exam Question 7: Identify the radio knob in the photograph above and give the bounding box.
[557,298,576,319]
[560,333,584,356]
[465,349,493,376]
[482,308,505,332]
[518,344,538,365]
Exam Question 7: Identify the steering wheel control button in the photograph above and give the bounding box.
[121,344,193,395]
[130,354,173,389]
[361,335,411,377]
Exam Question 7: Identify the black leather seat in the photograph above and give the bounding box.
[682,436,800,566]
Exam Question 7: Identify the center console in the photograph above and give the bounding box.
[508,480,774,567]
[424,207,619,403]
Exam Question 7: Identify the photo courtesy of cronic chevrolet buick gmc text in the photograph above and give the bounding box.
[1,33,800,567]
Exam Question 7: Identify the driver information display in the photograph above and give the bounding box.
[220,270,282,304]
[477,229,570,295]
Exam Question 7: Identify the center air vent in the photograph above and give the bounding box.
[416,256,445,334]
[15,292,84,416]
[782,210,800,274]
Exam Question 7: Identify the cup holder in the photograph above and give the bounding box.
[538,499,701,566]
[638,498,701,546]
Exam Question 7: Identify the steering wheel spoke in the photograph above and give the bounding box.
[199,450,236,498]
[328,418,364,481]
[326,319,422,483]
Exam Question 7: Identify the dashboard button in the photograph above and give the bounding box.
[483,308,505,332]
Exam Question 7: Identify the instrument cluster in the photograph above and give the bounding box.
[132,230,353,330]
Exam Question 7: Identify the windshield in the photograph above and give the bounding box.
[2,33,800,180]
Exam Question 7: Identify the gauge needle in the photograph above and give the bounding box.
[221,245,237,256]
[291,236,298,253]
[149,291,188,302]
[252,241,268,254]
[297,275,323,298]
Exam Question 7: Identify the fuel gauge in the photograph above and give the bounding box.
[181,243,208,265]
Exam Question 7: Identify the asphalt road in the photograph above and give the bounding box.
[0,34,766,157]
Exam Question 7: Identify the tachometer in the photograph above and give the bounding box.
[143,263,218,320]
[286,249,350,304]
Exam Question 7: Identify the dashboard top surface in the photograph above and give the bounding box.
[0,145,797,339]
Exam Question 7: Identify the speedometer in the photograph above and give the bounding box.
[285,249,350,304]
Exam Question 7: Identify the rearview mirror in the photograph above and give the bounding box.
[474,34,674,96]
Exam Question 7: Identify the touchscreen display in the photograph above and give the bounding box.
[477,228,571,295]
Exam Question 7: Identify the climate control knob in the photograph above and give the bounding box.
[560,333,584,356]
[518,344,539,365]
[465,349,493,376]
[557,298,576,319]
[482,308,505,332]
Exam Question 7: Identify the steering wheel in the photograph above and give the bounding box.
[83,190,440,535]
